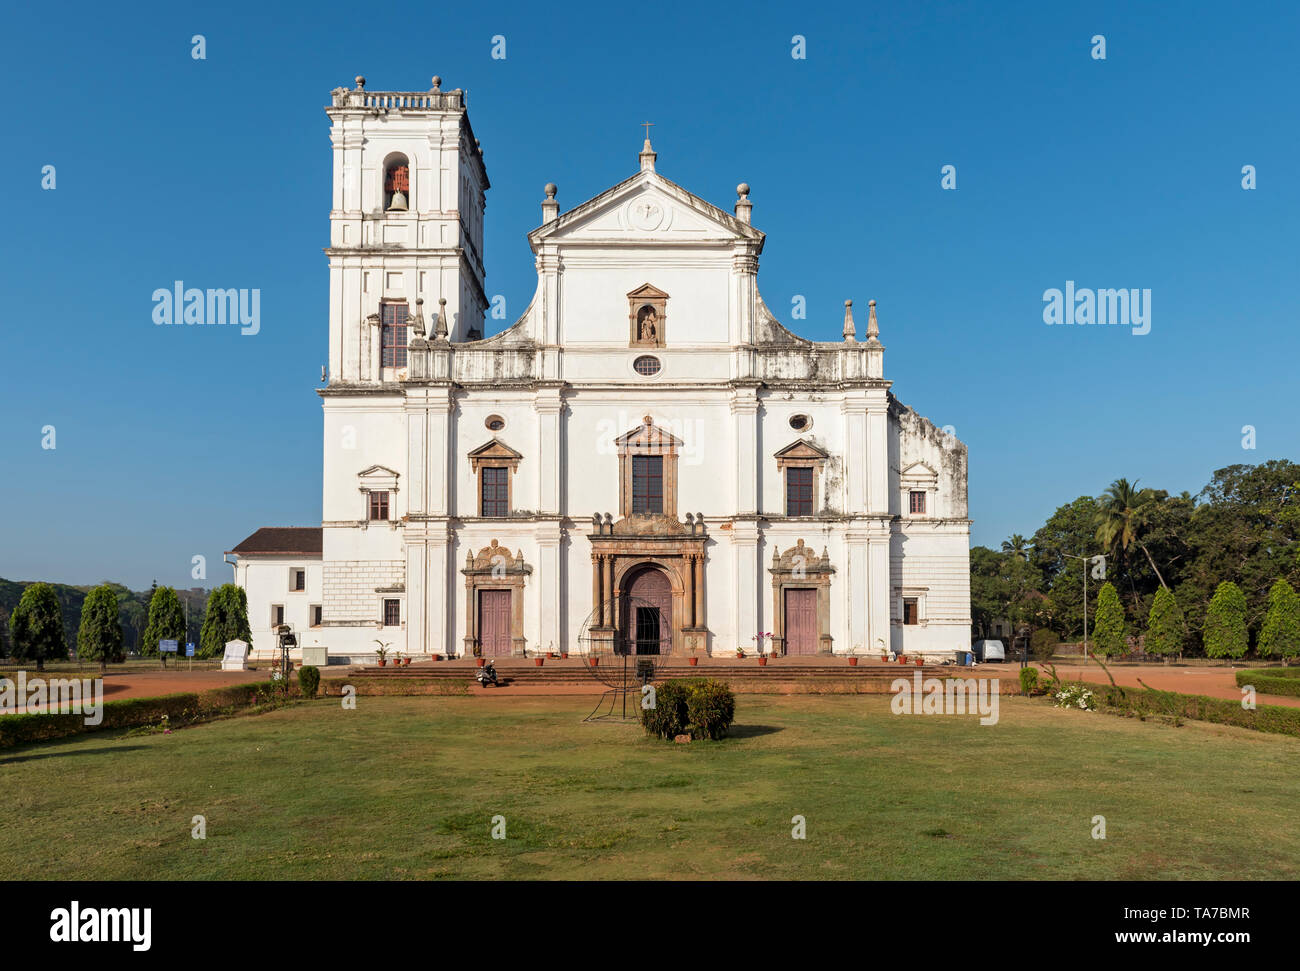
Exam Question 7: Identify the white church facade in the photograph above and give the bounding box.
[229,76,971,662]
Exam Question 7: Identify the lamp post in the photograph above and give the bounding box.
[1064,553,1106,661]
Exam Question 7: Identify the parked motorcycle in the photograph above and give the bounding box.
[476,659,499,687]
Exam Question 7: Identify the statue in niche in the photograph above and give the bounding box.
[637,306,658,343]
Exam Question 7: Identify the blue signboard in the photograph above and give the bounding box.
[159,639,179,653]
[185,642,195,657]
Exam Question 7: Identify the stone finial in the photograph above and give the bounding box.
[866,299,880,340]
[410,297,426,338]
[434,297,448,339]
[734,183,752,225]
[843,299,856,342]
[542,183,559,224]
[431,76,442,91]
[696,513,705,532]
[355,75,366,90]
[640,137,657,173]
[772,547,781,566]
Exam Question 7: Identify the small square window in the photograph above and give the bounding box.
[909,490,927,515]
[291,569,306,592]
[383,599,401,627]
[368,491,390,521]
[903,598,919,625]
[310,605,322,627]
[272,604,285,627]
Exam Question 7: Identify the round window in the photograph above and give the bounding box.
[789,414,811,431]
[633,355,662,376]
[485,415,505,431]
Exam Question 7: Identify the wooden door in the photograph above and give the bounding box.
[784,588,818,655]
[626,568,672,655]
[478,589,512,657]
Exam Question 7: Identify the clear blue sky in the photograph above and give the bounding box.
[3,0,1297,590]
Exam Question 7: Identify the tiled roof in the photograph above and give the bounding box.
[226,527,322,556]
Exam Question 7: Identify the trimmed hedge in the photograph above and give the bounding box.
[1096,684,1300,737]
[298,665,321,699]
[319,677,470,697]
[1233,668,1300,698]
[0,680,290,749]
[641,678,736,741]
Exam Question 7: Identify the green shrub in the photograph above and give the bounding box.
[1205,581,1249,659]
[298,665,321,699]
[1029,629,1059,662]
[1097,684,1300,737]
[684,680,736,740]
[0,680,289,748]
[1018,667,1040,695]
[641,678,736,741]
[1233,669,1300,698]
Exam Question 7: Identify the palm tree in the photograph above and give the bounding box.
[1095,478,1169,595]
[1001,534,1032,559]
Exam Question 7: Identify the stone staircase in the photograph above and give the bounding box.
[333,656,982,693]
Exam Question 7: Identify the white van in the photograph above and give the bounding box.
[972,639,1006,662]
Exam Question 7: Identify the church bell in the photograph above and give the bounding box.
[387,189,408,211]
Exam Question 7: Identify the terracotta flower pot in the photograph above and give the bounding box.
[535,658,544,667]
[758,657,768,667]
[688,657,699,666]
[848,657,859,667]
[562,653,569,659]
[378,659,386,667]
[476,658,485,667]
[914,658,924,666]
[590,657,599,667]
[898,656,907,664]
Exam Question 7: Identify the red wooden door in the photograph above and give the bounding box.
[784,588,818,655]
[479,589,512,657]
[625,568,672,655]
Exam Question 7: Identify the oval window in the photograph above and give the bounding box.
[633,355,662,376]
[789,414,811,431]
[485,415,506,431]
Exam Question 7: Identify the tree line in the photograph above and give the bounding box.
[972,459,1300,660]
[1,582,252,670]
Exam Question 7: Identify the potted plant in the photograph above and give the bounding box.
[590,655,600,667]
[752,631,774,659]
[897,654,907,664]
[688,654,699,666]
[534,653,544,667]
[374,643,389,667]
[848,655,859,667]
[914,655,924,667]
[736,647,746,659]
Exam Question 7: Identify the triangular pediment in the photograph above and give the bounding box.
[468,439,523,462]
[774,439,830,462]
[614,417,683,448]
[528,170,765,249]
[627,282,669,300]
[901,461,938,481]
[358,464,399,478]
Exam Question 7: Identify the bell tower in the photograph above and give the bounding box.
[324,75,489,383]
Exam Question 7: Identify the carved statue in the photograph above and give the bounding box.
[638,306,658,342]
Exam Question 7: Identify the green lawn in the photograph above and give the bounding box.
[2,694,1297,879]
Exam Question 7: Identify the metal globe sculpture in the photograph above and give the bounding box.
[577,595,671,720]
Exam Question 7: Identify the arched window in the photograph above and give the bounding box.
[384,154,410,211]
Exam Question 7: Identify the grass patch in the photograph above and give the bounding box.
[0,695,1297,880]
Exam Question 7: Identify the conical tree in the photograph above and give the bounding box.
[1144,586,1186,658]
[1204,581,1249,660]
[10,582,67,671]
[199,585,252,659]
[77,583,125,672]
[1092,581,1127,657]
[1258,578,1300,664]
[140,586,186,659]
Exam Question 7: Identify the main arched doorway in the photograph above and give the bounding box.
[621,566,673,655]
